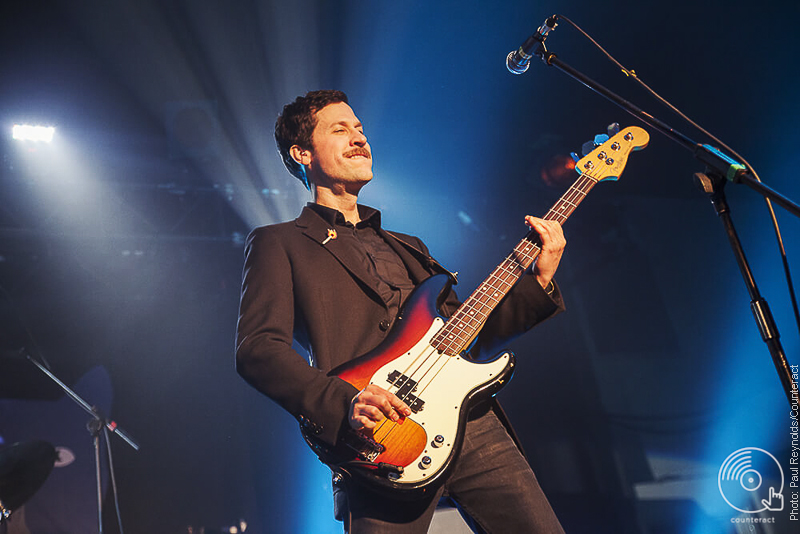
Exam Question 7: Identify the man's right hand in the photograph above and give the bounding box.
[349,384,412,432]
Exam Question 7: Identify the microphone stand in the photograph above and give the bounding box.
[527,41,799,418]
[23,349,139,534]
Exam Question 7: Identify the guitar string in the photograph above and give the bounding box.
[372,217,553,446]
[373,345,446,444]
[378,170,599,414]
[379,350,456,444]
[404,171,598,363]
[372,343,442,441]
[409,149,620,387]
[375,346,451,443]
[431,172,596,353]
[367,165,607,460]
[371,182,598,459]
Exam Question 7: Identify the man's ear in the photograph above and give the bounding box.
[290,145,311,166]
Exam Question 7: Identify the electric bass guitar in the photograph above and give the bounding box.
[303,125,650,498]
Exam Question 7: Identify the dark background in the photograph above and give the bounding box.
[1,1,798,532]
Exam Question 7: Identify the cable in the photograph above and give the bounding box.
[555,14,800,339]
[103,426,125,534]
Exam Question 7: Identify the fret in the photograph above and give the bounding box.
[441,329,470,344]
[486,273,515,289]
[482,293,501,304]
[558,198,578,210]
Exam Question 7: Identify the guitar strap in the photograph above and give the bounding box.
[382,230,459,285]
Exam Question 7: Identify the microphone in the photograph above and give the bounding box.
[506,15,558,75]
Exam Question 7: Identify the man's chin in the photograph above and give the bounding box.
[353,172,373,184]
[338,174,372,194]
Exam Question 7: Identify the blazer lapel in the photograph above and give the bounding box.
[296,208,386,306]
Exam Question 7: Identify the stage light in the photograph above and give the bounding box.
[12,124,55,143]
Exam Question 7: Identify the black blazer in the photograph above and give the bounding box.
[236,206,563,447]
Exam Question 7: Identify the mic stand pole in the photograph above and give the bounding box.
[529,43,798,418]
[23,349,139,534]
[694,172,796,417]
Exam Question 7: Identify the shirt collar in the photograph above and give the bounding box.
[307,202,382,229]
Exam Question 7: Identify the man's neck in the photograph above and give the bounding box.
[313,187,361,225]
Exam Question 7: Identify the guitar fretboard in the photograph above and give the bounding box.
[430,173,598,355]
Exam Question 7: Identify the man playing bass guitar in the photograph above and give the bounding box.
[236,90,567,533]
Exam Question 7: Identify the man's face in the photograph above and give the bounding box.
[305,102,373,189]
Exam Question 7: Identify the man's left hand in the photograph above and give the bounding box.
[525,215,566,290]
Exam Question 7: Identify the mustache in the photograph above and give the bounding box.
[344,148,371,158]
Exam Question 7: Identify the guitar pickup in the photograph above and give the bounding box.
[387,371,425,413]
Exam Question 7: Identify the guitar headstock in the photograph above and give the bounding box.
[575,126,649,182]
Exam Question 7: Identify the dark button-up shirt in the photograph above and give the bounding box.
[307,203,416,322]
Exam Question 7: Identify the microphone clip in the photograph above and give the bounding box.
[506,15,559,75]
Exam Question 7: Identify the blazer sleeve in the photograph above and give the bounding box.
[408,236,565,360]
[235,227,358,447]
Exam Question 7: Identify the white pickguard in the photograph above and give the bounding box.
[369,317,511,484]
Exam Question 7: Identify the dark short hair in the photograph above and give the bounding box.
[275,90,349,185]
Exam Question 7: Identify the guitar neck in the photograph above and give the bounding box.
[430,173,598,355]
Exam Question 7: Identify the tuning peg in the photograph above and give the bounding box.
[607,122,620,136]
[582,132,612,156]
[570,152,580,163]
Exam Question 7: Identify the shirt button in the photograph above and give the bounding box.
[379,320,390,331]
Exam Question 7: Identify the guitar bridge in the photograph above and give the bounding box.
[342,430,386,462]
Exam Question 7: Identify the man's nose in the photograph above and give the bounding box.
[351,130,367,145]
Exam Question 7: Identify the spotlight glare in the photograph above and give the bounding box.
[12,124,55,143]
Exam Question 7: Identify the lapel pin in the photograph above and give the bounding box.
[322,228,338,245]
